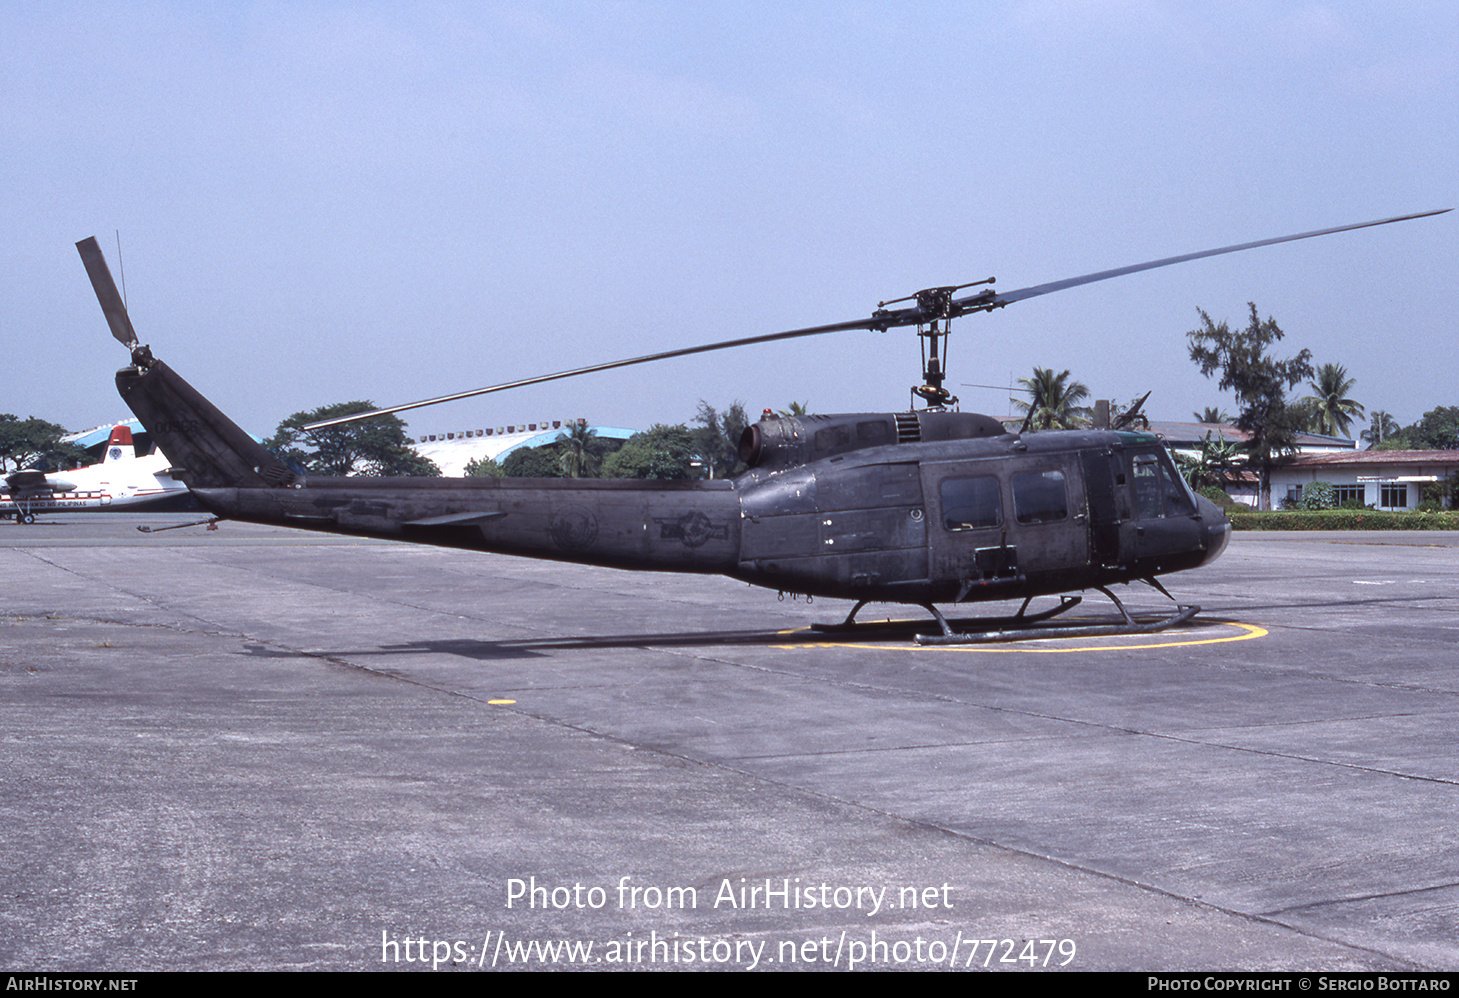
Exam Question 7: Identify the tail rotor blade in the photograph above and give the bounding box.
[76,237,139,349]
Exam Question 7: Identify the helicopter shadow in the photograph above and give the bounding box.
[238,609,1224,664]
[243,628,853,663]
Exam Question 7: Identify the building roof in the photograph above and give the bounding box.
[63,420,146,449]
[1146,420,1356,452]
[410,420,638,476]
[1285,450,1459,468]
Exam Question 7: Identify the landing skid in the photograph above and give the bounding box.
[915,585,1198,645]
[811,594,1082,636]
[810,584,1200,645]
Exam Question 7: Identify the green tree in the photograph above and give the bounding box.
[1362,411,1399,448]
[0,414,89,472]
[267,402,441,477]
[1289,396,1323,435]
[1187,303,1313,510]
[692,400,749,479]
[1403,406,1459,450]
[1437,472,1459,510]
[1011,368,1091,430]
[778,401,810,417]
[463,456,504,478]
[1301,363,1365,438]
[1193,406,1231,424]
[1180,430,1244,490]
[501,446,562,478]
[601,424,699,480]
[1107,394,1150,430]
[554,423,602,479]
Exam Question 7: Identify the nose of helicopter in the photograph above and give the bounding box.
[1194,494,1232,566]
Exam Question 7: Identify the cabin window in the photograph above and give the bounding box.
[940,475,1002,531]
[1012,469,1068,524]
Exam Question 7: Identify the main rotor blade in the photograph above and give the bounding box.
[307,207,1449,431]
[302,316,892,430]
[76,236,138,349]
[963,208,1451,311]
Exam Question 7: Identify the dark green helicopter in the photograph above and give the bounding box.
[77,209,1447,643]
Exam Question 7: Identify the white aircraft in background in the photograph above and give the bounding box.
[2,425,193,523]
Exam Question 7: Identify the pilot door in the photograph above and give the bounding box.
[1118,446,1203,565]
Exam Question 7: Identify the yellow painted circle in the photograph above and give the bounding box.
[774,619,1267,653]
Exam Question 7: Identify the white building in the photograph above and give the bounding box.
[1268,450,1459,511]
[1148,420,1358,508]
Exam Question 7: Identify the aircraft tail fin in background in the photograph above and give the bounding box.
[102,425,133,463]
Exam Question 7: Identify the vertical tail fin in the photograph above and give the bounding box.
[102,425,133,463]
[115,361,298,488]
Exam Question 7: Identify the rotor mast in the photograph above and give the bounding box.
[877,278,996,409]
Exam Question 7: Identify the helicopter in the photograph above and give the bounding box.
[76,209,1448,644]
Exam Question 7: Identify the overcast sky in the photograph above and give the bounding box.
[3,1,1454,444]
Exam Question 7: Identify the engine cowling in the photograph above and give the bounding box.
[738,410,1008,473]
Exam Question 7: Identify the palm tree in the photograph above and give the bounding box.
[1301,363,1365,438]
[1184,430,1244,489]
[1011,368,1091,430]
[1361,410,1400,448]
[1193,406,1231,424]
[555,423,600,478]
